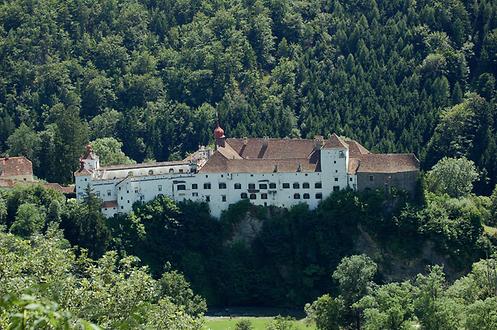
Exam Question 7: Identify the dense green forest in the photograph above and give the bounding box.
[1,0,497,193]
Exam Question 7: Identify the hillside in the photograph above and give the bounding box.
[1,0,497,194]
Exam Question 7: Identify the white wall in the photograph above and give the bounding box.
[77,146,358,219]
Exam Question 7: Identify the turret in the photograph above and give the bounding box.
[80,144,100,171]
[214,124,226,148]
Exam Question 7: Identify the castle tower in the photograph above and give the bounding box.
[80,144,100,171]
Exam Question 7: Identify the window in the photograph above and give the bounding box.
[222,195,227,202]
[84,178,87,181]
[158,185,162,192]
[96,191,100,197]
[177,184,186,191]
[259,183,268,189]
[107,190,111,196]
[339,151,345,158]
[269,183,276,189]
[192,184,198,189]
[127,200,130,204]
[261,193,268,199]
[294,193,301,199]
[315,193,323,199]
[127,190,129,193]
[219,182,227,189]
[120,196,123,200]
[334,160,336,164]
[369,175,374,182]
[204,183,211,189]
[303,193,310,199]
[179,169,184,173]
[128,171,133,176]
[334,177,338,182]
[350,177,353,181]
[303,182,310,189]
[119,187,121,191]
[192,192,198,197]
[205,196,210,202]
[315,182,322,189]
[148,169,154,175]
[234,183,242,189]
[293,182,300,189]
[250,194,257,200]
[333,186,340,192]
[241,193,248,199]
[134,188,138,193]
[169,168,174,173]
[248,183,256,189]
[282,183,290,189]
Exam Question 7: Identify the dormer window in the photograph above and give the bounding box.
[169,168,174,173]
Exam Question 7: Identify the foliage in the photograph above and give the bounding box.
[90,137,135,166]
[490,185,497,226]
[265,316,297,330]
[235,319,254,330]
[9,202,45,237]
[425,157,479,197]
[304,294,343,330]
[355,282,415,330]
[0,294,100,330]
[413,266,462,330]
[0,227,205,329]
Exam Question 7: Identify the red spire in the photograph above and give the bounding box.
[214,124,225,139]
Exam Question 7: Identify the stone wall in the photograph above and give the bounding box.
[357,171,419,194]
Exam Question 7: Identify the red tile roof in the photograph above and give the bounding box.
[0,157,33,177]
[345,139,370,157]
[201,136,419,174]
[349,154,419,174]
[44,183,75,194]
[74,168,93,176]
[324,133,349,149]
[226,138,317,159]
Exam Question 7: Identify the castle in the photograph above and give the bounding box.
[75,126,419,218]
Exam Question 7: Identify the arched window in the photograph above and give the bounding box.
[303,182,310,189]
[241,193,248,199]
[303,193,310,199]
[169,168,174,173]
[250,194,257,200]
[293,193,300,199]
[293,182,300,189]
[148,169,154,175]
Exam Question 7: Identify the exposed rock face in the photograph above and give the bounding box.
[226,212,264,246]
[354,225,466,282]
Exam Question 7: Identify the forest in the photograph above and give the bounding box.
[1,0,497,194]
[2,0,497,328]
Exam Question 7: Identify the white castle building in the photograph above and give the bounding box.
[75,125,419,218]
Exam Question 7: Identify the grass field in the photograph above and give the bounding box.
[204,317,316,330]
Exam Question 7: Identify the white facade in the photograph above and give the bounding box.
[75,138,357,218]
